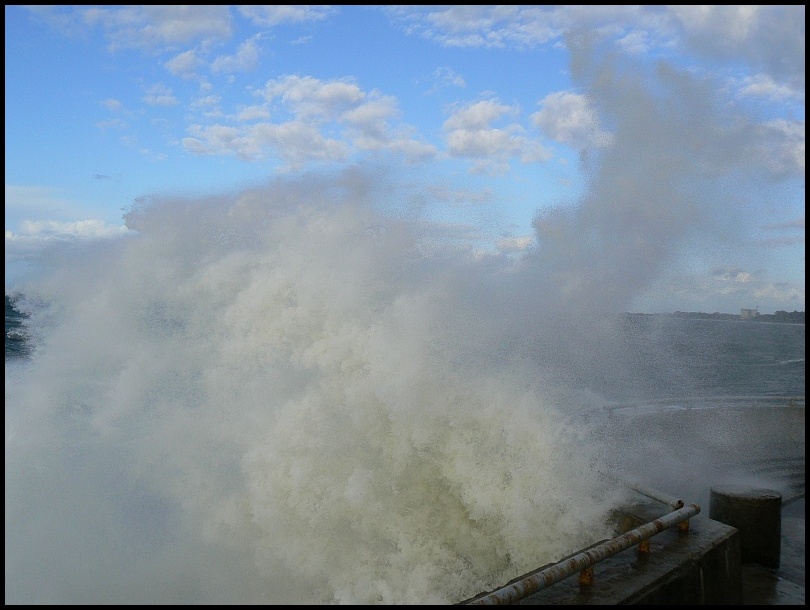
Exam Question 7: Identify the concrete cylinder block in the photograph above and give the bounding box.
[709,485,782,569]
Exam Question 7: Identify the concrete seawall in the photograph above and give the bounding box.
[460,399,804,605]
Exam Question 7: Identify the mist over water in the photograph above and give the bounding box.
[5,48,801,604]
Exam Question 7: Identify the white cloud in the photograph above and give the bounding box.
[434,66,466,88]
[250,122,350,167]
[261,75,366,120]
[387,5,655,50]
[421,5,552,49]
[341,97,400,147]
[183,79,437,168]
[81,5,233,52]
[235,105,271,122]
[389,5,804,97]
[237,5,335,27]
[211,36,262,75]
[496,235,533,252]
[669,5,805,92]
[187,95,224,120]
[183,121,349,168]
[712,266,754,284]
[532,91,613,150]
[165,49,203,79]
[633,262,806,314]
[378,139,438,164]
[190,95,222,110]
[736,74,804,103]
[143,83,180,107]
[175,75,437,165]
[444,99,516,131]
[443,100,552,173]
[12,219,131,240]
[750,281,806,305]
[446,127,523,158]
[616,29,650,55]
[100,98,123,112]
[5,219,133,266]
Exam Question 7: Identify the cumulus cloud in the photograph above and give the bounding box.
[183,76,436,168]
[434,66,466,88]
[443,100,552,174]
[189,95,222,111]
[389,5,804,96]
[81,5,233,52]
[183,121,349,167]
[736,74,804,104]
[143,83,179,107]
[532,91,613,150]
[260,75,366,120]
[340,96,436,161]
[386,6,659,50]
[211,36,262,75]
[340,96,400,147]
[235,105,271,122]
[165,49,203,79]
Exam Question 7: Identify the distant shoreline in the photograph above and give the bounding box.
[6,291,806,325]
[626,310,805,325]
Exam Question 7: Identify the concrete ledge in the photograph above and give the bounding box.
[520,516,743,605]
[460,506,743,605]
[514,515,742,605]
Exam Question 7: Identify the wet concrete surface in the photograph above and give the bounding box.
[741,497,805,605]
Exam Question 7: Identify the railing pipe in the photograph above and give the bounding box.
[626,481,684,509]
[465,503,701,605]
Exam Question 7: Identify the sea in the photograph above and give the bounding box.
[4,183,805,605]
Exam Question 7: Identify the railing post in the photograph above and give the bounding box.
[578,566,594,585]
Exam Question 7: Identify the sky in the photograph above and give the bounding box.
[4,5,805,314]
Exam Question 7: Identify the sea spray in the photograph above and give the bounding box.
[5,171,625,604]
[7,38,775,603]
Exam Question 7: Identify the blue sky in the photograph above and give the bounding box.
[4,5,805,314]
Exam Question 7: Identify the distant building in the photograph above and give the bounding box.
[740,308,760,320]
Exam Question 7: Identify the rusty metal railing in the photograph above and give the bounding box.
[464,501,701,605]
